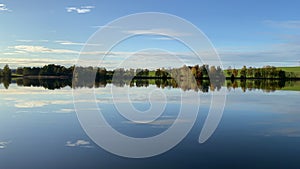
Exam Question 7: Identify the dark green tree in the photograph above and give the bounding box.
[3,64,12,78]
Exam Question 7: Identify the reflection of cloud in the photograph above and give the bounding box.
[66,140,92,148]
[263,128,300,137]
[0,141,10,149]
[125,118,190,125]
[150,119,190,125]
[15,101,48,108]
[54,109,75,113]
[0,86,72,95]
[14,100,73,108]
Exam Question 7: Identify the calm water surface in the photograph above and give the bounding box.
[0,82,299,169]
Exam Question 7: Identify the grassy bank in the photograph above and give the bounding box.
[276,66,300,78]
[224,66,300,78]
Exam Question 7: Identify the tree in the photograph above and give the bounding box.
[16,67,23,75]
[240,65,247,79]
[254,68,261,78]
[3,64,12,78]
[227,66,232,77]
[155,69,161,77]
[247,67,253,78]
[278,70,286,79]
[96,67,107,80]
[144,69,149,77]
[191,67,197,77]
[232,68,238,77]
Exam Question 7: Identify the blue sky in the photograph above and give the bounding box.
[0,0,299,69]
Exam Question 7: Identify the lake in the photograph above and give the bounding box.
[0,79,299,169]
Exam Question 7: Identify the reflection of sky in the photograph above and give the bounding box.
[0,84,300,168]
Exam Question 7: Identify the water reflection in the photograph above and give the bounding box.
[0,77,299,92]
[0,78,299,169]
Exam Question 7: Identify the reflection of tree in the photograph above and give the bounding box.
[0,78,11,89]
[2,77,299,93]
[226,79,289,92]
[16,78,72,90]
[0,65,12,89]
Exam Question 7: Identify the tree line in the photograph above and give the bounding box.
[0,64,296,80]
[226,65,295,79]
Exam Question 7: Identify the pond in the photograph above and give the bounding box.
[0,79,299,169]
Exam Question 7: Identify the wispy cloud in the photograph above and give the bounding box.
[218,45,300,68]
[264,20,300,29]
[65,140,92,148]
[12,45,78,54]
[0,57,77,68]
[55,40,101,46]
[16,40,49,43]
[124,28,191,37]
[14,39,100,47]
[0,3,11,12]
[55,40,86,46]
[66,6,94,14]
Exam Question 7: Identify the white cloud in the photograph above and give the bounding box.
[81,6,95,9]
[66,6,95,14]
[12,45,78,54]
[0,141,10,149]
[16,40,33,43]
[2,52,15,55]
[55,40,86,46]
[0,3,11,12]
[66,140,92,148]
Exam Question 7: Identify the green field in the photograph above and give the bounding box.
[224,66,300,78]
[277,66,300,78]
